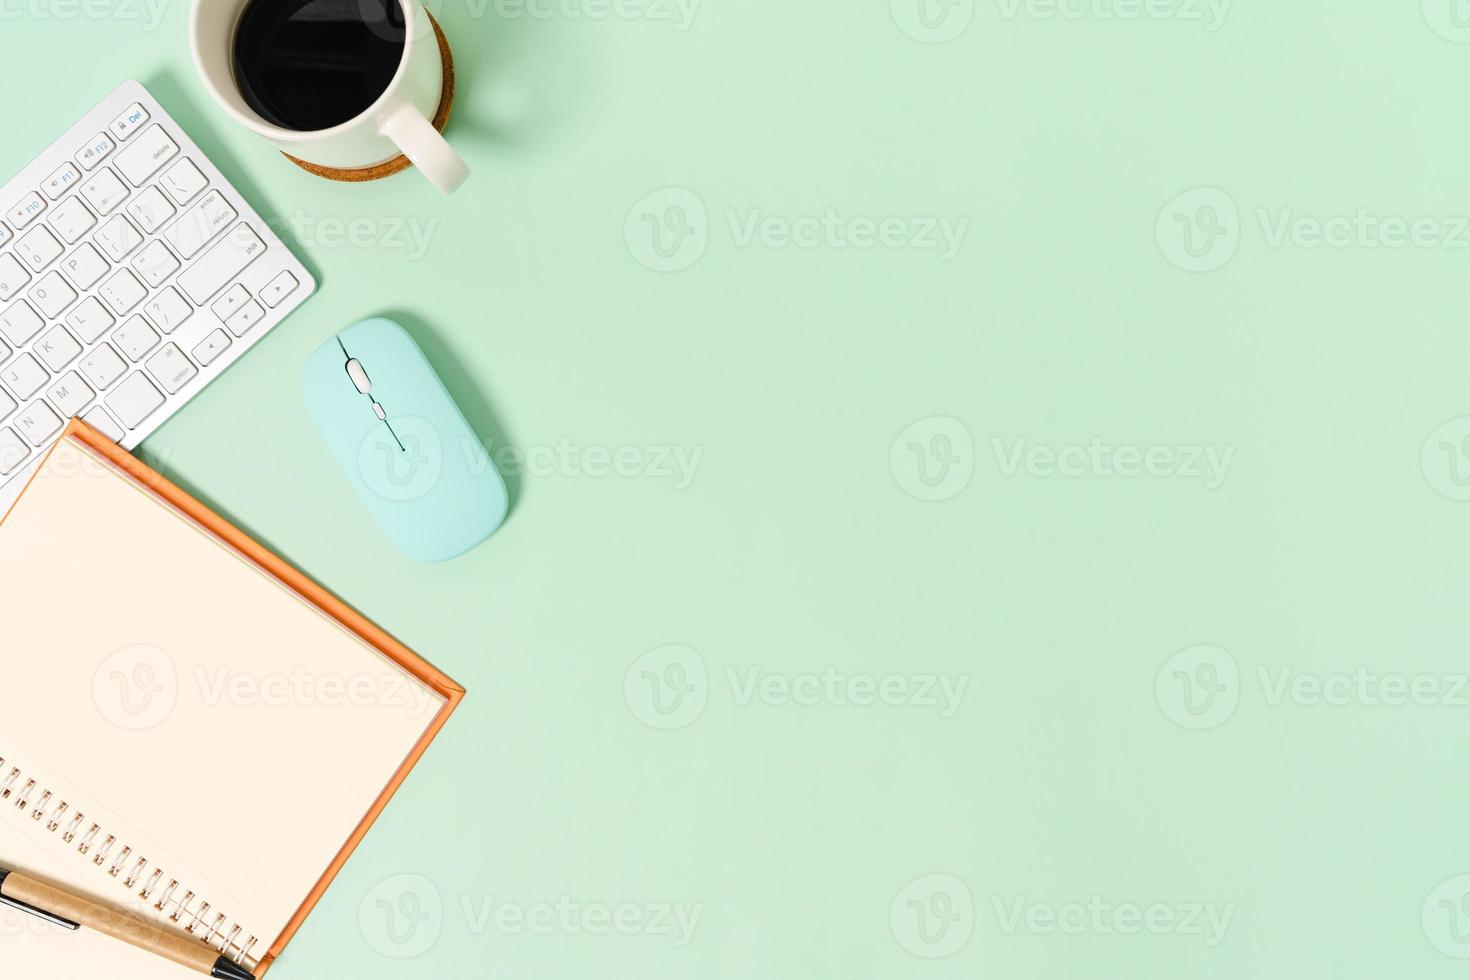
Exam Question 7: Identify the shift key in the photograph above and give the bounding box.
[177,223,266,305]
[162,190,237,259]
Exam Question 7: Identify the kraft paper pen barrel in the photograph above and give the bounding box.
[0,867,255,980]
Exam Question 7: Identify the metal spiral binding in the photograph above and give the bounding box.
[0,757,260,970]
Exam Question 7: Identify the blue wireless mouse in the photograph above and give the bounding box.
[302,317,508,562]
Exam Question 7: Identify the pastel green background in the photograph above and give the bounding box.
[7,0,1470,977]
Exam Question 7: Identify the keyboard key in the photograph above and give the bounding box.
[47,371,95,417]
[6,192,46,229]
[15,400,61,445]
[98,268,146,315]
[35,325,82,371]
[109,103,150,141]
[191,328,231,366]
[80,343,126,390]
[112,315,160,361]
[225,299,265,337]
[131,240,180,288]
[0,88,312,471]
[77,132,115,171]
[163,190,236,260]
[80,405,123,442]
[43,162,82,200]
[145,343,197,394]
[28,271,77,318]
[0,254,32,302]
[48,197,96,245]
[178,224,265,304]
[0,300,43,347]
[95,214,142,260]
[0,428,29,474]
[1,353,48,399]
[61,243,108,291]
[106,371,164,428]
[209,283,251,322]
[114,125,178,187]
[142,287,190,334]
[160,158,208,204]
[126,186,175,233]
[15,226,63,271]
[66,296,115,343]
[80,168,129,215]
[261,271,299,308]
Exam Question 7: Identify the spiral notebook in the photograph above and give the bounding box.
[0,422,464,977]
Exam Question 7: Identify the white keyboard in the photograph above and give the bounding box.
[0,80,314,516]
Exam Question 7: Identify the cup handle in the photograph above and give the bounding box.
[380,102,469,194]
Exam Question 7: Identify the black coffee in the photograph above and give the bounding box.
[232,0,406,132]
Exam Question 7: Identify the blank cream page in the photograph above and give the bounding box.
[0,437,447,957]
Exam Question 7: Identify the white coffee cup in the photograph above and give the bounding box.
[190,0,469,194]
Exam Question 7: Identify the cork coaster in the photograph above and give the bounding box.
[281,12,456,182]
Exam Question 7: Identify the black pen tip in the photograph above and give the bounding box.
[211,954,256,980]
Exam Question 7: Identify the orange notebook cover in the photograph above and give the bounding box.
[0,421,464,977]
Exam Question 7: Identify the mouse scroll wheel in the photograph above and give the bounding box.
[345,358,373,395]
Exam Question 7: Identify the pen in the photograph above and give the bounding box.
[0,866,255,980]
